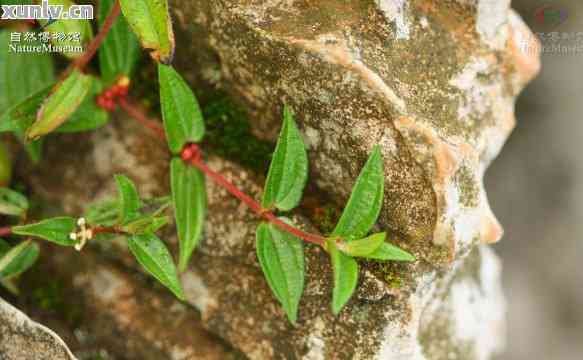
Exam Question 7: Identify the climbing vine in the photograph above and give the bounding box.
[0,0,414,322]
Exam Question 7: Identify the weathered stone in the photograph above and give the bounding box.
[31,246,233,360]
[0,297,75,360]
[170,0,540,265]
[24,116,503,359]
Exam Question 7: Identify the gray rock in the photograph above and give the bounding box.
[170,0,540,265]
[0,298,75,360]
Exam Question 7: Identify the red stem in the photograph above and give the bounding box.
[191,158,326,246]
[61,0,121,79]
[116,99,327,247]
[118,98,166,139]
[0,226,12,237]
[92,226,127,236]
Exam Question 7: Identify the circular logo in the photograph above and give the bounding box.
[534,4,569,29]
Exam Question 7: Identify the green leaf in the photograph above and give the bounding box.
[0,30,54,161]
[170,158,206,271]
[328,238,359,315]
[0,241,39,280]
[332,146,384,240]
[26,70,93,141]
[56,79,109,133]
[119,0,175,64]
[127,234,184,299]
[12,217,76,246]
[114,175,142,225]
[0,142,12,187]
[0,188,29,218]
[99,0,141,83]
[365,242,416,262]
[159,65,205,154]
[84,199,121,227]
[261,106,308,212]
[256,220,305,323]
[337,232,385,258]
[36,0,93,59]
[123,215,170,235]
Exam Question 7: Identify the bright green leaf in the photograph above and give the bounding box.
[36,0,93,59]
[12,217,76,246]
[114,175,141,225]
[256,220,305,323]
[127,233,184,299]
[328,238,359,315]
[26,70,93,141]
[56,79,109,133]
[170,158,206,271]
[84,199,120,227]
[261,106,308,212]
[365,242,416,262]
[337,232,385,258]
[0,188,28,218]
[99,0,141,82]
[332,146,384,240]
[119,0,175,64]
[0,240,39,280]
[159,65,205,154]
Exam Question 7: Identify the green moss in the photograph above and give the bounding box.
[202,95,274,173]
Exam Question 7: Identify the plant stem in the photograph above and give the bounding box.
[92,226,128,236]
[117,103,327,247]
[0,226,12,237]
[61,0,121,79]
[118,98,166,139]
[190,158,326,246]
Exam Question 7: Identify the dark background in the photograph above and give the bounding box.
[488,1,583,359]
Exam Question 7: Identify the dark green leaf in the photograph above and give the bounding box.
[256,220,305,323]
[332,146,384,240]
[115,175,142,225]
[99,0,141,82]
[0,30,54,161]
[328,238,359,315]
[0,240,39,280]
[119,0,175,64]
[26,70,93,141]
[0,143,11,187]
[0,188,28,218]
[56,79,109,133]
[261,106,308,212]
[159,65,205,154]
[127,234,184,299]
[12,217,76,246]
[337,232,385,258]
[36,0,93,59]
[365,242,416,262]
[0,31,54,111]
[170,158,206,271]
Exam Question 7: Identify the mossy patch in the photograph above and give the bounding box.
[202,96,274,173]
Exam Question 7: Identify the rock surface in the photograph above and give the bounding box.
[14,0,539,359]
[0,297,75,360]
[171,0,540,265]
